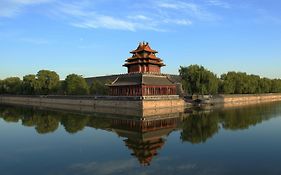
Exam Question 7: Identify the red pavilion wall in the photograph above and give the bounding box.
[142,85,177,96]
[128,65,160,73]
[147,65,160,73]
[128,65,141,73]
[110,85,177,96]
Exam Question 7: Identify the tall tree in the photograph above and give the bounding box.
[179,65,218,95]
[64,74,89,95]
[2,77,22,94]
[220,72,281,94]
[22,74,40,95]
[220,72,235,94]
[259,78,271,93]
[36,70,60,95]
[90,80,109,95]
[0,80,3,94]
[271,79,281,93]
[220,72,255,94]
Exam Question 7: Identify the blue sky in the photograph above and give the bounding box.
[0,0,281,79]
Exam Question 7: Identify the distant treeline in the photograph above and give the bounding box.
[0,70,109,95]
[180,65,281,95]
[1,66,281,95]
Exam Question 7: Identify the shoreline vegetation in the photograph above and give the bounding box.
[179,65,281,95]
[0,70,109,96]
[0,65,281,96]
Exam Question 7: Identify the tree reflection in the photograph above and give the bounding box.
[34,114,59,134]
[180,102,281,143]
[61,115,89,134]
[1,108,22,123]
[0,105,115,134]
[219,103,281,130]
[0,102,281,141]
[180,110,220,144]
[1,103,281,166]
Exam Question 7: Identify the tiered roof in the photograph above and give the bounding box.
[125,138,164,166]
[109,73,175,87]
[123,42,166,67]
[130,42,158,54]
[112,118,180,166]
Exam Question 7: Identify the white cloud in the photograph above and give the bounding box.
[206,0,231,8]
[55,1,196,31]
[68,159,199,175]
[127,15,151,21]
[0,4,18,17]
[158,2,182,9]
[70,159,137,175]
[158,1,200,12]
[12,0,52,5]
[57,3,137,31]
[72,16,137,31]
[163,19,193,26]
[56,2,164,32]
[173,19,193,25]
[0,0,52,17]
[0,0,224,31]
[157,0,219,21]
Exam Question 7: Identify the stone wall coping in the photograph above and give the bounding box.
[0,95,181,101]
[215,93,281,98]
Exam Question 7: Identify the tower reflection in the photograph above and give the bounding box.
[111,117,184,166]
[1,102,281,166]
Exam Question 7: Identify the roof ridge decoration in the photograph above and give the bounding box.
[110,76,120,85]
[130,42,158,54]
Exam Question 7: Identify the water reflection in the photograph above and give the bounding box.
[1,102,281,166]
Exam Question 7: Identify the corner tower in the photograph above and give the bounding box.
[108,42,178,97]
[123,42,165,74]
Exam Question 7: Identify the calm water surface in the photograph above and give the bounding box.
[1,102,281,175]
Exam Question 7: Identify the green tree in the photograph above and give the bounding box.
[259,78,271,93]
[271,79,281,93]
[220,72,260,94]
[220,72,281,94]
[2,77,22,94]
[0,80,3,94]
[64,74,89,95]
[220,72,235,94]
[37,70,60,95]
[179,65,218,95]
[232,72,248,94]
[247,75,260,94]
[90,80,109,95]
[22,74,40,95]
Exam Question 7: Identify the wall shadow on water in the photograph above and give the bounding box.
[1,102,281,166]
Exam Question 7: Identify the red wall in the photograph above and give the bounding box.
[110,85,177,96]
[128,64,160,73]
[147,65,160,73]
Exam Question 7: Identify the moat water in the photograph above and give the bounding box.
[1,102,281,175]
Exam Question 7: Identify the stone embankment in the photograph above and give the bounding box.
[210,93,281,107]
[0,95,185,117]
[186,93,281,107]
